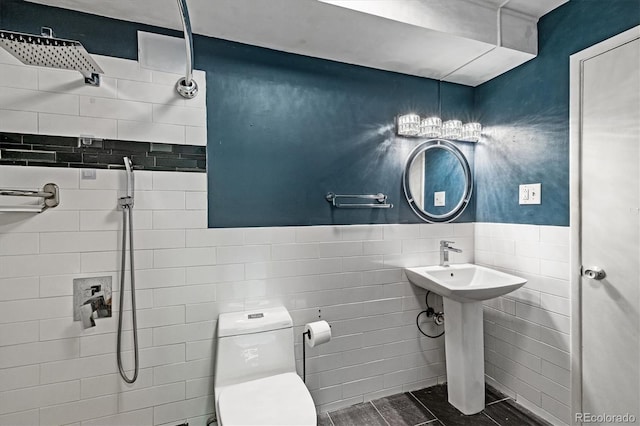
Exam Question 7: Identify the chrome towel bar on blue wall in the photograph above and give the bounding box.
[325,192,393,209]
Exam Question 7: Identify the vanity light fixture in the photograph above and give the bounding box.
[396,115,481,142]
[419,117,442,138]
[461,122,482,142]
[397,113,421,136]
[441,120,463,139]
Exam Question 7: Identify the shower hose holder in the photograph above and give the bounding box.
[119,196,133,209]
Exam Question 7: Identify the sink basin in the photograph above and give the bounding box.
[404,263,527,303]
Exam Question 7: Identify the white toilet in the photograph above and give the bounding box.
[214,306,317,425]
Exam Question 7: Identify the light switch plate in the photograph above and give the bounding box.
[519,183,541,205]
[434,191,446,207]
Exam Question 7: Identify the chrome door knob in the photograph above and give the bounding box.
[583,266,606,280]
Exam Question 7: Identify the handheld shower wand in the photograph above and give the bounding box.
[117,157,139,383]
[124,157,133,198]
[120,157,134,207]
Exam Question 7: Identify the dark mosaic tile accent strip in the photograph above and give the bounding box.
[0,132,206,172]
[325,384,551,426]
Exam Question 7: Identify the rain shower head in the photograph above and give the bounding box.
[0,27,103,86]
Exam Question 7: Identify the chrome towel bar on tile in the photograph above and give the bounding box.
[325,192,393,209]
[0,183,60,212]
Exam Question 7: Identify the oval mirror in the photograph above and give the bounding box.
[403,139,472,223]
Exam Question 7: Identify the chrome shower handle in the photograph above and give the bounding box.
[79,294,109,329]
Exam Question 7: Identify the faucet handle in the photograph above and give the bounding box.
[79,295,110,329]
[80,303,96,329]
[440,240,455,247]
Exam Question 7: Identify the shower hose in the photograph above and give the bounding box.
[117,205,139,383]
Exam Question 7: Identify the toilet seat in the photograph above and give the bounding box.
[218,372,316,426]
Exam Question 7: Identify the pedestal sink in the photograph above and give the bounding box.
[404,263,526,415]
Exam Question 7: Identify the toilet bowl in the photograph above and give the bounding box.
[214,306,317,425]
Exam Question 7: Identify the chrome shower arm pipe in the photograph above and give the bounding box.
[176,0,198,99]
[177,0,193,85]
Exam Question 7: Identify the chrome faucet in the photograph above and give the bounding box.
[440,240,462,267]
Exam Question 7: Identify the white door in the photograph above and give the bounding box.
[579,34,640,423]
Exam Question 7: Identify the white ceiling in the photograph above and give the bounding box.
[27,0,568,86]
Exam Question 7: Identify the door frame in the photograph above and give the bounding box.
[569,25,640,426]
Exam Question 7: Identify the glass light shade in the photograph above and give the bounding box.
[419,117,442,137]
[441,120,462,140]
[461,122,482,142]
[397,114,421,136]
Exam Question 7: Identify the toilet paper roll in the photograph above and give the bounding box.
[304,320,331,348]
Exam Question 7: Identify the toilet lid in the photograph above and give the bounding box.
[218,372,316,426]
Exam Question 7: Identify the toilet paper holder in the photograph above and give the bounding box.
[302,321,332,383]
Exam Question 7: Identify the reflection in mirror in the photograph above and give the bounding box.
[412,148,465,214]
[403,140,472,223]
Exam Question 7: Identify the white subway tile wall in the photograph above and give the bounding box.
[0,50,207,145]
[475,222,571,426]
[0,166,477,426]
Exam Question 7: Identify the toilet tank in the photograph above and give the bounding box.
[214,307,296,389]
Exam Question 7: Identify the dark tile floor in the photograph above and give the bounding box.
[317,384,552,426]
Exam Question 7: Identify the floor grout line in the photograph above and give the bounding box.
[326,411,336,426]
[369,401,391,426]
[486,396,512,406]
[483,412,503,426]
[408,391,441,424]
[414,419,440,426]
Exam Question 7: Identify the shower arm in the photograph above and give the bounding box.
[176,0,198,99]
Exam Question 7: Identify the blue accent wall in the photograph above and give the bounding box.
[474,0,640,226]
[203,43,476,226]
[1,0,476,227]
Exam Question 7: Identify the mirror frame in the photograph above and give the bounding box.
[402,139,473,223]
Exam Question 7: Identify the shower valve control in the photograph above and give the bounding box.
[73,276,112,329]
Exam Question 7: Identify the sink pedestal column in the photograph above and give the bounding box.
[442,298,485,415]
